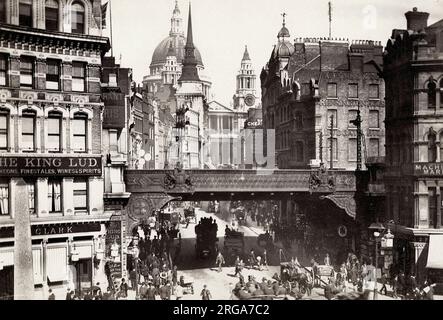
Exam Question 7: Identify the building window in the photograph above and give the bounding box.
[348,138,357,161]
[47,111,61,152]
[0,108,8,151]
[369,110,380,129]
[369,84,379,99]
[72,62,86,92]
[369,138,380,157]
[72,113,87,152]
[295,112,303,130]
[428,81,437,108]
[20,56,34,88]
[73,178,87,211]
[348,84,358,99]
[45,0,59,31]
[348,110,358,128]
[327,109,337,128]
[327,138,338,161]
[0,178,8,215]
[327,83,337,98]
[19,0,33,27]
[0,0,6,23]
[71,2,85,34]
[0,54,7,86]
[295,141,304,162]
[22,110,36,152]
[429,131,437,163]
[46,59,60,90]
[48,178,61,213]
[429,188,437,228]
[440,79,443,107]
[134,117,143,133]
[25,179,36,215]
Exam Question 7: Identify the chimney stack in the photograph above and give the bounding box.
[405,7,429,32]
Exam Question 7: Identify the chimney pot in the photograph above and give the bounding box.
[405,8,429,32]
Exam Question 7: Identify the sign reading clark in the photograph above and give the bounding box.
[0,156,102,177]
[0,222,102,239]
[414,163,443,176]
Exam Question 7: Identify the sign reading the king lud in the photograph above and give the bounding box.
[0,156,102,177]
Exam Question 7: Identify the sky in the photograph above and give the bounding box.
[106,0,443,106]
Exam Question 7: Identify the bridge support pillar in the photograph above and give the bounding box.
[126,193,179,236]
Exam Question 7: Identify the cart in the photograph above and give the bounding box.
[224,231,245,265]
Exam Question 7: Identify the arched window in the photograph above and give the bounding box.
[71,2,85,34]
[428,80,437,108]
[72,113,87,152]
[19,0,33,27]
[295,141,304,162]
[0,107,9,151]
[47,111,62,152]
[440,79,443,107]
[0,0,6,23]
[22,109,36,152]
[45,0,59,31]
[428,130,437,163]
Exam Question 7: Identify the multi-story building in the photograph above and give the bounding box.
[128,90,155,170]
[143,1,211,169]
[383,7,443,282]
[0,0,111,299]
[171,3,208,169]
[260,19,385,171]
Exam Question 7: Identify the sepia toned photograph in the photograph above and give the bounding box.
[0,0,442,304]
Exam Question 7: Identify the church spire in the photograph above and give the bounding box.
[242,45,251,61]
[179,2,200,82]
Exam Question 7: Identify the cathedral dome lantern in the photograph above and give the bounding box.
[275,13,294,58]
[150,1,204,72]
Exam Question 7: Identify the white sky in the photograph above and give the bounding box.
[107,0,443,106]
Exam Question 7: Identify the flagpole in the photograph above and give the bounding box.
[328,1,332,39]
[110,0,114,57]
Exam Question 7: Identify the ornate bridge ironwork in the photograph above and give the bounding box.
[125,169,357,194]
[124,169,358,235]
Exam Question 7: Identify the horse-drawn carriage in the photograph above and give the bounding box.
[184,207,197,224]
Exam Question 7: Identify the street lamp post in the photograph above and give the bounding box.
[373,231,380,300]
[369,222,395,300]
[130,237,140,299]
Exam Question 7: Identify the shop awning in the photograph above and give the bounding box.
[427,235,443,269]
[46,246,68,282]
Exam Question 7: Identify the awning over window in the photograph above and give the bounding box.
[46,246,67,282]
[427,235,443,269]
[0,250,13,267]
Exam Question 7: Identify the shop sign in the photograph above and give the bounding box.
[103,92,126,129]
[414,163,443,176]
[0,156,102,177]
[245,118,263,129]
[0,222,102,238]
[33,223,101,236]
[105,219,122,278]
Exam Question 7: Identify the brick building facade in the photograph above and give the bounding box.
[260,21,385,171]
[383,8,443,282]
[0,0,111,299]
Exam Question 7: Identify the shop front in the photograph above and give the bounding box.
[0,222,108,299]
